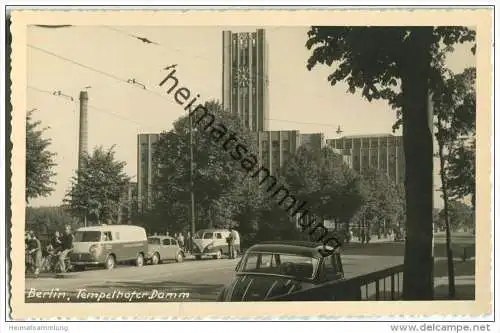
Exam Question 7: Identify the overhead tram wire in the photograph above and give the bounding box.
[100,27,350,130]
[27,44,170,103]
[28,45,350,130]
[34,26,396,134]
[100,26,295,89]
[27,85,159,130]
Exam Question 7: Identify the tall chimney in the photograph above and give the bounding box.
[78,91,89,171]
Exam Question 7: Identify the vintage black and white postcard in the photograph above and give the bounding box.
[7,8,493,319]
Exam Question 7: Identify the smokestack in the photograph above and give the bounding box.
[78,91,89,172]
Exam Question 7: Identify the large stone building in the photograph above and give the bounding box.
[222,29,269,132]
[253,131,325,175]
[326,134,405,184]
[137,133,160,212]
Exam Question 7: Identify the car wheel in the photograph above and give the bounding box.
[151,253,160,265]
[195,255,202,260]
[176,252,183,263]
[136,253,145,267]
[215,250,222,260]
[105,255,116,270]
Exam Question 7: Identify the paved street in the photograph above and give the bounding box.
[25,255,404,303]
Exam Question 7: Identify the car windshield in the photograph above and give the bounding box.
[240,252,319,279]
[148,237,161,245]
[74,231,101,242]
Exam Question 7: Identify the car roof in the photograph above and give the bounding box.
[76,224,144,232]
[148,235,173,240]
[197,229,227,233]
[247,241,336,259]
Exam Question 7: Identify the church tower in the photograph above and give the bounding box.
[222,29,269,132]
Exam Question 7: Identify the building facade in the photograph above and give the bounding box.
[253,131,325,175]
[222,29,269,132]
[137,133,161,212]
[326,134,405,184]
[299,133,326,151]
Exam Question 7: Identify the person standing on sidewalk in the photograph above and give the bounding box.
[27,231,42,277]
[228,226,240,259]
[186,231,192,253]
[177,232,185,251]
[58,225,73,273]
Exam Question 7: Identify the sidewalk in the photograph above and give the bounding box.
[349,236,394,244]
[434,275,475,300]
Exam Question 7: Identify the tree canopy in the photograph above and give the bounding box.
[281,146,365,228]
[432,67,476,204]
[151,100,259,233]
[437,200,474,232]
[64,146,130,225]
[359,168,405,234]
[26,110,57,202]
[26,206,79,240]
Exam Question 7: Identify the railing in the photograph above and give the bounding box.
[269,264,404,301]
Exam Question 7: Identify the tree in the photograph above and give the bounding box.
[64,146,130,225]
[360,168,405,239]
[26,109,57,202]
[439,201,474,232]
[432,66,476,298]
[152,100,258,234]
[305,26,475,299]
[281,146,365,238]
[26,206,79,242]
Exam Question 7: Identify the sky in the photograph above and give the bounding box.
[26,26,476,209]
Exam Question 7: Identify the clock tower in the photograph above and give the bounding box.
[222,29,269,132]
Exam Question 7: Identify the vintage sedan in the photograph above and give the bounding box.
[146,236,185,264]
[216,241,345,302]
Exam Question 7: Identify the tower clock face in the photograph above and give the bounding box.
[236,66,250,87]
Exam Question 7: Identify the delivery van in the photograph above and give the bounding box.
[192,228,240,260]
[69,224,148,270]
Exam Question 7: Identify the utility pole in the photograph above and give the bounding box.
[189,114,196,236]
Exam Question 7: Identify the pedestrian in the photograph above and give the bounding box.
[230,226,240,258]
[25,231,32,273]
[50,231,62,253]
[186,231,192,253]
[360,228,366,245]
[226,231,234,259]
[177,232,184,251]
[58,225,73,273]
[27,231,42,277]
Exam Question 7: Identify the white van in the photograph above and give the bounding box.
[69,224,148,270]
[192,228,241,260]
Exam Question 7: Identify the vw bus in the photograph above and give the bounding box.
[192,228,240,260]
[70,224,148,270]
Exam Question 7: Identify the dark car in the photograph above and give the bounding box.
[216,241,344,302]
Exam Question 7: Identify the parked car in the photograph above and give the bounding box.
[70,224,148,270]
[146,236,185,264]
[192,228,240,260]
[216,241,345,302]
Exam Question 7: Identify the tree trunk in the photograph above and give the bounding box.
[437,132,456,299]
[401,27,435,300]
